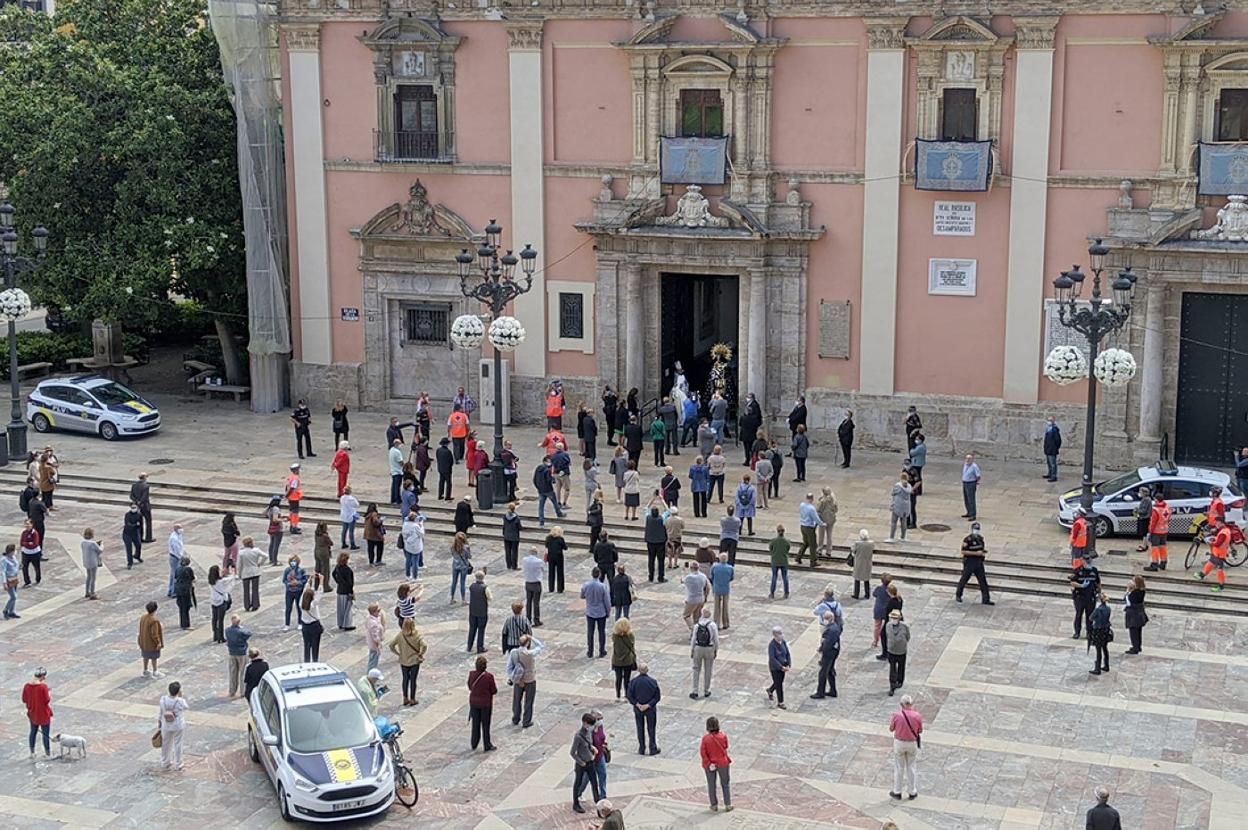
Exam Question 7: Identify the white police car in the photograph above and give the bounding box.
[26,375,160,440]
[247,663,393,822]
[1057,461,1245,538]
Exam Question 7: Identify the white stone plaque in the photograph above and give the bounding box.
[818,300,851,359]
[946,51,975,81]
[394,51,426,77]
[933,201,976,236]
[928,258,977,296]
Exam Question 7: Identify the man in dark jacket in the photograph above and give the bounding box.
[467,571,489,653]
[1085,787,1122,830]
[787,396,807,439]
[838,410,855,468]
[643,508,668,583]
[582,412,599,461]
[1043,416,1062,482]
[242,648,270,703]
[386,417,416,450]
[593,534,618,582]
[657,397,679,456]
[623,416,644,467]
[625,664,661,755]
[739,394,762,465]
[435,438,454,501]
[570,712,601,812]
[533,458,565,527]
[811,613,841,699]
[130,472,155,542]
[904,405,922,451]
[1069,561,1101,639]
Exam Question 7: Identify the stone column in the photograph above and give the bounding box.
[1001,17,1058,404]
[506,20,546,378]
[624,263,643,395]
[1138,282,1165,443]
[747,267,767,403]
[285,24,332,366]
[858,18,908,396]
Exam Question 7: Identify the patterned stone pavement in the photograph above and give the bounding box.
[0,397,1244,829]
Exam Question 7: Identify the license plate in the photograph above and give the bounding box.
[332,799,366,812]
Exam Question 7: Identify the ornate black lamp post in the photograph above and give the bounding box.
[1051,238,1138,555]
[0,194,49,465]
[454,220,537,503]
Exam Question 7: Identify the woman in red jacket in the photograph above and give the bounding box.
[699,716,732,812]
[467,655,497,752]
[22,666,53,758]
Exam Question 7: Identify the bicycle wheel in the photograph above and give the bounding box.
[1229,541,1248,568]
[1184,539,1201,571]
[394,764,419,808]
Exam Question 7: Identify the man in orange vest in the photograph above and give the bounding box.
[447,404,470,463]
[285,463,304,535]
[1207,485,1227,530]
[540,427,567,459]
[1069,508,1090,569]
[1196,516,1230,592]
[1143,491,1171,571]
[546,384,565,430]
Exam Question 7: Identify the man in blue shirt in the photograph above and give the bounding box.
[709,552,734,629]
[581,568,611,658]
[796,493,825,566]
[961,453,981,522]
[626,664,661,755]
[550,443,573,508]
[680,396,699,447]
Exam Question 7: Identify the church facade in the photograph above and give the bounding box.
[276,0,1248,466]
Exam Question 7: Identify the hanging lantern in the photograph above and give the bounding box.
[1043,345,1087,386]
[1093,347,1137,388]
[449,314,485,349]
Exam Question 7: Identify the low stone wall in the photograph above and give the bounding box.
[289,360,363,410]
[510,374,601,425]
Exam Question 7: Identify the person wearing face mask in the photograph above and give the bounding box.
[738,393,762,466]
[122,502,144,569]
[954,523,994,605]
[837,410,855,468]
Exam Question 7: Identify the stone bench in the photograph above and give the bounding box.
[183,359,215,375]
[199,383,251,402]
[16,361,52,380]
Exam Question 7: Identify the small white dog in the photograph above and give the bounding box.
[53,733,87,759]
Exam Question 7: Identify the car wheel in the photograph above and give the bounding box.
[278,783,294,823]
[247,727,260,763]
[31,413,51,433]
[99,421,118,441]
[1091,515,1113,538]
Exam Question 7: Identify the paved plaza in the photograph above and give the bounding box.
[1,396,1246,829]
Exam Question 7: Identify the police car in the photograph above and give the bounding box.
[26,376,160,441]
[247,663,393,822]
[1057,461,1245,538]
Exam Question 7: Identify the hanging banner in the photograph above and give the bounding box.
[1197,142,1248,195]
[915,139,992,192]
[660,136,729,185]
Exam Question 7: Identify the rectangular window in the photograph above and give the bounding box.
[680,89,724,138]
[402,303,450,345]
[393,84,439,159]
[941,88,979,142]
[558,292,584,339]
[1217,89,1248,141]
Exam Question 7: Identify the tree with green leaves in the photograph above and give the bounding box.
[0,0,248,381]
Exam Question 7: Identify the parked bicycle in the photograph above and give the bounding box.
[1184,515,1248,570]
[376,717,419,808]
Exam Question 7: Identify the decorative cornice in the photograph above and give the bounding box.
[283,23,320,52]
[1013,16,1060,51]
[505,20,544,51]
[864,17,909,51]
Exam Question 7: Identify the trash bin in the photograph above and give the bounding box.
[476,468,495,511]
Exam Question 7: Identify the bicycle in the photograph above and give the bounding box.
[377,718,419,808]
[1183,516,1248,570]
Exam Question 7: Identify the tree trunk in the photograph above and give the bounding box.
[214,317,245,385]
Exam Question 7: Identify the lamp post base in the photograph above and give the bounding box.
[6,419,25,460]
[0,429,8,466]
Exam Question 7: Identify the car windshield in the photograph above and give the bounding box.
[89,382,142,406]
[285,699,373,754]
[1095,470,1142,497]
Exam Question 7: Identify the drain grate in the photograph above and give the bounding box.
[148,458,176,465]
[920,523,952,533]
[1105,549,1129,557]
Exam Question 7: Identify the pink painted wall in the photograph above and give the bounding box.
[444,22,512,164]
[1055,46,1162,174]
[803,182,865,392]
[320,23,376,163]
[543,175,602,380]
[544,19,633,165]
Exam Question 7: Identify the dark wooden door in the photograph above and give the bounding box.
[394,85,438,160]
[1175,292,1248,465]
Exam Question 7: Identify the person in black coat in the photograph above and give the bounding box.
[904,406,922,451]
[837,410,855,468]
[1085,787,1122,830]
[624,417,644,467]
[174,558,196,630]
[386,417,415,449]
[1042,416,1062,482]
[787,396,807,439]
[643,508,668,583]
[583,412,599,461]
[602,386,619,446]
[1123,574,1148,655]
[454,497,475,535]
[738,394,762,465]
[435,438,454,501]
[593,533,618,583]
[242,649,270,702]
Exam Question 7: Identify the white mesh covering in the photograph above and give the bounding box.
[209,0,291,413]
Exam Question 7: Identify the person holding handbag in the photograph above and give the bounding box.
[208,565,236,643]
[332,553,355,630]
[389,618,427,706]
[888,695,923,800]
[467,655,497,752]
[299,577,325,662]
[157,680,189,771]
[700,716,732,812]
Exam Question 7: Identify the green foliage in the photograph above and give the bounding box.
[150,300,216,344]
[0,0,246,333]
[0,331,150,379]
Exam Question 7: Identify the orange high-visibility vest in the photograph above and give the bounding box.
[1149,502,1171,535]
[286,474,303,501]
[546,393,564,418]
[1208,498,1227,526]
[1212,526,1232,559]
[1070,517,1088,548]
[448,411,469,438]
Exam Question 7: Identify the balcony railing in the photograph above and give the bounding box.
[374,130,455,164]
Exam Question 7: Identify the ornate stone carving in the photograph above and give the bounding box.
[655,185,729,228]
[506,21,544,51]
[355,179,475,241]
[598,175,615,202]
[785,178,801,206]
[284,24,321,52]
[396,180,451,236]
[1193,195,1248,241]
[865,18,908,51]
[1118,180,1135,209]
[1013,16,1059,50]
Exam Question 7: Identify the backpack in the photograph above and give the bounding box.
[18,488,31,513]
[737,486,751,506]
[694,621,712,648]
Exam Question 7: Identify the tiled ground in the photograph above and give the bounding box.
[0,397,1244,828]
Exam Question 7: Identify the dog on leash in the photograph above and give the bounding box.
[53,733,87,759]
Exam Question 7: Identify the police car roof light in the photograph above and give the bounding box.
[1154,460,1178,476]
[279,671,350,693]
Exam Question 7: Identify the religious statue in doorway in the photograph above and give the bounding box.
[671,361,689,397]
[709,343,733,397]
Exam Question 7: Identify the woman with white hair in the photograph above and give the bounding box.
[851,529,875,599]
[888,694,922,800]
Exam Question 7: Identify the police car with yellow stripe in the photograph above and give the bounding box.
[247,664,394,822]
[27,375,161,441]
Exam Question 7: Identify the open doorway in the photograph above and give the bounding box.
[659,273,739,410]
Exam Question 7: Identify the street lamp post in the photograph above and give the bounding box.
[1051,238,1138,557]
[0,194,50,465]
[454,219,537,503]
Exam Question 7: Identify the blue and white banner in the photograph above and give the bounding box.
[1197,143,1248,195]
[660,136,729,185]
[915,139,992,192]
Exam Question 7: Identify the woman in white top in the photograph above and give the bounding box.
[299,576,324,662]
[158,681,190,771]
[622,461,642,521]
[208,565,237,644]
[339,486,361,550]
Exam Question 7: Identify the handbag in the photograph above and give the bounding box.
[602,745,612,763]
[151,729,163,748]
[846,551,855,567]
[900,710,921,749]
